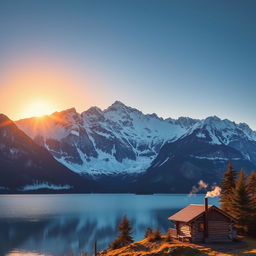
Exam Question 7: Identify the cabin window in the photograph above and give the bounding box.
[198,223,204,231]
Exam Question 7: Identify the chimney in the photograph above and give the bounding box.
[204,197,208,240]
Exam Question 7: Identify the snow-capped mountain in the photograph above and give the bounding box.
[16,101,197,175]
[16,101,256,181]
[0,114,96,192]
[182,116,256,163]
[135,116,256,193]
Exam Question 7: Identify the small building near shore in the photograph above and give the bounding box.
[168,198,236,242]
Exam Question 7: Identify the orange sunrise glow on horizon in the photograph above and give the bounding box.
[0,0,255,130]
[0,56,108,120]
[0,52,136,122]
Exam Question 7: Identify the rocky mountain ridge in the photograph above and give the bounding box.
[16,101,256,180]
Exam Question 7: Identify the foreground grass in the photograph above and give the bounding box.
[99,236,256,256]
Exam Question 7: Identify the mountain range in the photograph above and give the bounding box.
[1,101,256,193]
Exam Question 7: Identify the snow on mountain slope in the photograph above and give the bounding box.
[16,101,194,175]
[0,114,95,192]
[134,115,256,193]
[185,116,256,144]
[180,116,256,163]
[16,101,256,176]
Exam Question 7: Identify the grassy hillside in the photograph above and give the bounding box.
[98,236,256,256]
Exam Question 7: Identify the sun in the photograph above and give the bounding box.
[21,100,55,118]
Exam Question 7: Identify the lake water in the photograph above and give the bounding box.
[0,194,219,256]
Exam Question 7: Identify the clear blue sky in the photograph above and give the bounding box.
[0,0,255,129]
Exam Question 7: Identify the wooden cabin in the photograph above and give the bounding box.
[168,198,236,242]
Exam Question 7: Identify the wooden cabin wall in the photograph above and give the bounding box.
[178,222,191,237]
[191,209,234,242]
[207,210,233,242]
[191,222,204,242]
[208,220,232,241]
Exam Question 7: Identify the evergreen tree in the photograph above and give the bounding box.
[148,227,162,242]
[247,171,256,209]
[109,216,133,249]
[230,169,252,233]
[144,227,153,238]
[247,171,256,234]
[153,227,162,241]
[220,163,237,215]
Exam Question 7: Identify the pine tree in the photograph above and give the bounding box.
[148,227,162,242]
[153,227,162,241]
[247,171,256,209]
[247,171,256,234]
[144,227,153,238]
[220,163,237,215]
[109,216,133,249]
[230,169,252,233]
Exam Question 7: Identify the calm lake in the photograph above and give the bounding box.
[0,194,219,256]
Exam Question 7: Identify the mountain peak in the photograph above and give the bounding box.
[203,116,226,128]
[204,115,221,122]
[85,106,102,114]
[176,117,199,128]
[82,106,104,121]
[147,113,159,118]
[105,100,135,113]
[61,107,77,114]
[0,113,10,122]
[52,108,78,118]
[0,114,14,128]
[111,100,127,108]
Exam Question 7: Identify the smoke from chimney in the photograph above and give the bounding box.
[206,186,221,198]
[189,180,221,198]
[198,180,208,188]
[189,180,208,196]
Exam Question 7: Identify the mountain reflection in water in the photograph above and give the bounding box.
[0,194,219,256]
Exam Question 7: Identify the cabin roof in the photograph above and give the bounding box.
[168,204,236,223]
[168,204,213,223]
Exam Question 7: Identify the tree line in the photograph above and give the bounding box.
[220,163,256,235]
[109,215,172,249]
